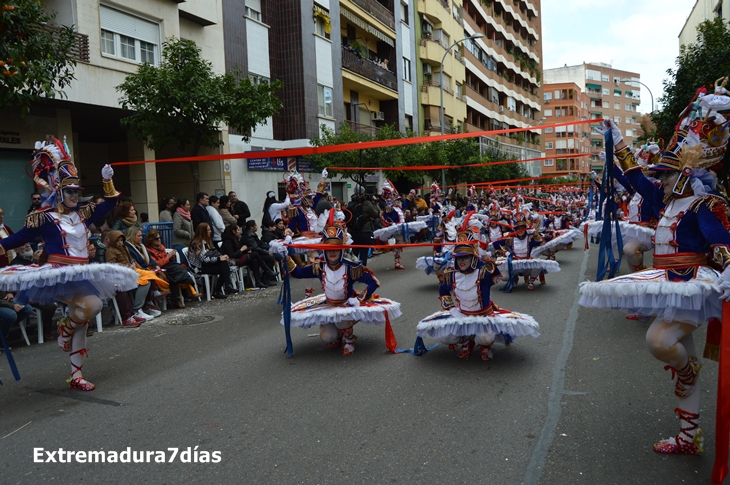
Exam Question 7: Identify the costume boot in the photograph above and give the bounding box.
[394,249,405,270]
[304,287,314,298]
[478,344,493,361]
[57,317,81,352]
[341,327,355,355]
[672,357,702,398]
[539,273,546,285]
[527,276,537,291]
[457,336,475,359]
[67,323,94,391]
[653,408,703,455]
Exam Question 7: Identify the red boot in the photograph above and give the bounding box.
[653,408,703,455]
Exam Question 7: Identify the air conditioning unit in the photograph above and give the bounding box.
[499,106,504,112]
[423,64,432,75]
[372,111,385,121]
[544,99,550,104]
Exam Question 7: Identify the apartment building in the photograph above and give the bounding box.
[0,0,225,230]
[540,82,591,176]
[228,0,420,206]
[460,0,543,176]
[543,62,642,171]
[679,0,730,48]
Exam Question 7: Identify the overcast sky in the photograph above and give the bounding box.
[541,0,692,114]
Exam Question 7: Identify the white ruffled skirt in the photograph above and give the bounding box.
[578,267,721,325]
[496,257,561,275]
[581,220,654,251]
[415,256,451,275]
[530,229,583,258]
[417,307,540,342]
[0,263,139,304]
[280,294,402,328]
[374,221,428,242]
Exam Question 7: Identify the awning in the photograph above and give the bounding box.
[613,89,621,94]
[586,83,601,90]
[342,7,394,47]
[590,111,602,115]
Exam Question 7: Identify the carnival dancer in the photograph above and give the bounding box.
[284,211,401,355]
[374,180,427,270]
[491,215,560,290]
[579,100,730,458]
[0,138,138,391]
[416,220,539,360]
[286,171,322,298]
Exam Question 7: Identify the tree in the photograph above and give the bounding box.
[0,1,77,114]
[654,18,730,141]
[306,123,529,192]
[117,37,283,194]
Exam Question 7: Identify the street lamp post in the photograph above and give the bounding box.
[439,33,483,187]
[620,78,654,113]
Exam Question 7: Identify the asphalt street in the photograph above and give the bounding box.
[0,244,719,484]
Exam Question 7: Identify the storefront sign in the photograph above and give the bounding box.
[246,153,315,172]
[0,131,21,145]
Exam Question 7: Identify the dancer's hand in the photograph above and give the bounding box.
[101,164,114,180]
[321,168,328,179]
[347,297,360,307]
[595,120,623,146]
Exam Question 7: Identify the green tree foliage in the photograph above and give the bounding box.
[306,123,529,189]
[117,37,283,193]
[0,1,77,114]
[654,18,730,141]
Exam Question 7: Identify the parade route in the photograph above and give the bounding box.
[0,245,718,484]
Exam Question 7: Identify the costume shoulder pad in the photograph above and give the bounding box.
[689,194,728,214]
[24,208,54,229]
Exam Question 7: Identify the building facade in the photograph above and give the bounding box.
[539,82,591,176]
[543,62,642,171]
[0,0,225,231]
[679,0,730,48]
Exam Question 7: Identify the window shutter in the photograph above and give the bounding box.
[100,6,159,44]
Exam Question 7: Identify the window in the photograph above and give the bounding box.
[544,109,552,117]
[246,7,261,21]
[554,90,560,98]
[625,117,632,124]
[556,140,567,149]
[613,116,621,124]
[601,74,609,82]
[317,85,334,118]
[625,103,631,111]
[401,2,409,25]
[100,6,160,65]
[614,77,620,86]
[402,57,411,81]
[101,30,115,55]
[455,83,462,99]
[250,74,270,85]
[602,88,609,95]
[614,102,620,109]
[544,127,553,133]
[626,129,634,137]
[315,16,328,37]
[544,92,552,101]
[545,141,553,149]
[434,29,450,46]
[544,159,554,166]
[507,96,516,111]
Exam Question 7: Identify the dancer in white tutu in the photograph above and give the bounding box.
[0,138,138,391]
[284,212,400,355]
[416,221,539,361]
[374,180,426,270]
[580,90,730,458]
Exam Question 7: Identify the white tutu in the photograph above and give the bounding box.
[581,220,653,251]
[530,229,582,258]
[417,308,540,342]
[415,256,452,275]
[578,267,721,325]
[0,263,139,304]
[373,221,428,242]
[496,257,560,275]
[281,294,402,328]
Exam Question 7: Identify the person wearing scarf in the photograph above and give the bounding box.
[144,229,197,308]
[111,201,140,232]
[173,198,194,264]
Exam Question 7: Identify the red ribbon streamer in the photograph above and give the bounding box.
[285,241,477,250]
[329,153,590,171]
[712,300,730,483]
[109,119,602,167]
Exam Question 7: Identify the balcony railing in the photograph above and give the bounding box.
[349,0,395,30]
[344,120,380,136]
[341,48,398,91]
[422,79,453,96]
[437,0,449,12]
[44,25,90,63]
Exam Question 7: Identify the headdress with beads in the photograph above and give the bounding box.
[30,136,83,209]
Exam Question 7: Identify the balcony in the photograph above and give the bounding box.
[348,0,395,30]
[44,25,90,63]
[344,120,380,136]
[341,48,398,91]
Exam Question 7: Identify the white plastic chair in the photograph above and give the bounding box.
[182,247,212,301]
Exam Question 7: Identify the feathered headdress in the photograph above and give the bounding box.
[30,136,82,209]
